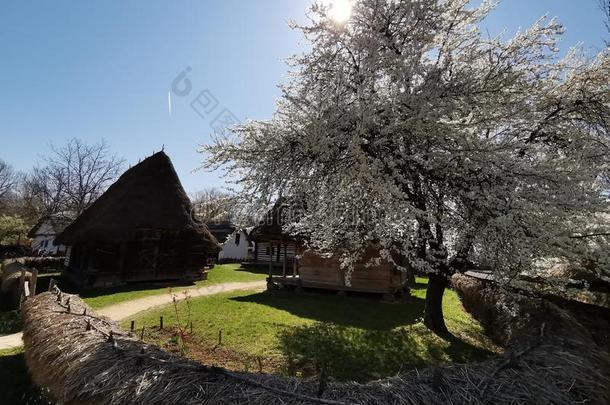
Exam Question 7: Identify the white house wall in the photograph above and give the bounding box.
[32,236,66,255]
[31,221,67,255]
[218,230,251,260]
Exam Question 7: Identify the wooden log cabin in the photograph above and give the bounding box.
[56,152,220,289]
[249,199,299,277]
[250,199,411,296]
[297,248,410,295]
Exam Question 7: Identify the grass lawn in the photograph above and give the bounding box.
[127,277,499,382]
[1,264,265,334]
[0,348,28,404]
[80,263,267,309]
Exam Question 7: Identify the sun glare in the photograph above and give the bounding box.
[323,0,353,23]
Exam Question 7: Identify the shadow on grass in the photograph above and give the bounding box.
[0,350,53,405]
[413,281,428,289]
[232,291,426,330]
[234,264,284,276]
[0,305,21,335]
[278,322,493,382]
[234,289,493,382]
[443,333,493,363]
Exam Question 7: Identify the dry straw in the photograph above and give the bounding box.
[22,282,610,405]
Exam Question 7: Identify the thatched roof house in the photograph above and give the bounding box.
[206,222,237,245]
[57,151,220,288]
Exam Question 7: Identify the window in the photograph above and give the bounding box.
[235,232,241,246]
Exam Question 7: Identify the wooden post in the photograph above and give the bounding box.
[282,243,287,277]
[317,366,327,397]
[23,281,30,299]
[152,234,161,279]
[19,268,26,301]
[48,278,56,292]
[118,242,128,282]
[30,268,38,297]
[140,326,145,340]
[130,320,135,332]
[218,330,222,345]
[159,316,164,330]
[268,244,273,280]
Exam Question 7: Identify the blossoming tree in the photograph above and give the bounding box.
[203,0,610,334]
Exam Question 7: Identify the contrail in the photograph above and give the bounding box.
[168,90,172,118]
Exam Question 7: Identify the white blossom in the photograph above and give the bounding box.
[202,0,610,285]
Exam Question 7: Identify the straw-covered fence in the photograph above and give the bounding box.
[22,282,610,405]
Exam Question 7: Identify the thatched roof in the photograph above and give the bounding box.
[56,152,219,251]
[206,222,236,244]
[21,283,610,405]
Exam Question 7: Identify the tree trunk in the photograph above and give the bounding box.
[405,267,416,287]
[424,273,449,336]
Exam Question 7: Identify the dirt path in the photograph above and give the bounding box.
[97,280,266,319]
[0,280,266,351]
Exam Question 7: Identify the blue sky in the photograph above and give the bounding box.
[0,0,606,193]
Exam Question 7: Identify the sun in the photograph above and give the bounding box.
[323,0,353,23]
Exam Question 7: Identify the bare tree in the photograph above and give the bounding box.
[29,139,124,216]
[23,164,66,217]
[190,188,235,224]
[0,159,18,206]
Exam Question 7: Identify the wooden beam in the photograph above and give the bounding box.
[30,268,38,297]
[118,242,128,282]
[152,237,161,278]
[18,268,26,307]
[282,243,287,277]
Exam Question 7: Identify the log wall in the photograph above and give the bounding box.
[299,250,407,294]
[255,241,298,262]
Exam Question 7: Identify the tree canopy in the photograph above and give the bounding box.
[203,0,610,333]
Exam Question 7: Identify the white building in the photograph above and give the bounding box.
[207,222,254,262]
[27,215,73,256]
[218,228,253,261]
